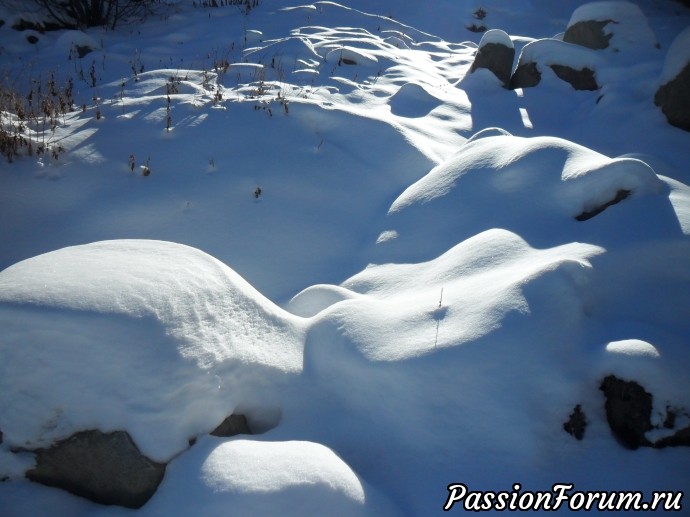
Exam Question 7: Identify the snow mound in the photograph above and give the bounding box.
[381,133,664,260]
[309,228,603,362]
[143,437,395,517]
[388,82,440,118]
[287,284,363,317]
[0,240,304,461]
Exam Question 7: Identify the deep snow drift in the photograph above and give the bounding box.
[1,0,690,515]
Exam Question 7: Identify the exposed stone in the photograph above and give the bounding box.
[26,430,166,509]
[210,414,252,437]
[575,189,630,221]
[655,62,690,132]
[466,24,487,33]
[599,375,653,450]
[470,34,515,88]
[550,64,598,91]
[563,404,587,440]
[655,425,690,448]
[509,62,541,89]
[563,19,613,49]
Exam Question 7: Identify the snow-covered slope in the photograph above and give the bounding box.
[1,0,690,515]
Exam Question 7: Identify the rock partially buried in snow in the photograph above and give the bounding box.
[469,29,515,88]
[382,132,663,262]
[0,240,304,464]
[563,1,658,51]
[655,27,690,132]
[510,39,600,90]
[26,430,165,508]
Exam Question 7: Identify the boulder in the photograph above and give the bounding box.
[599,375,653,449]
[509,39,600,90]
[563,2,658,52]
[564,19,612,49]
[469,29,515,88]
[210,414,252,437]
[655,27,690,132]
[26,430,166,509]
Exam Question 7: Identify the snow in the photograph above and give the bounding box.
[1,0,690,515]
[518,38,601,70]
[659,25,690,85]
[478,28,513,49]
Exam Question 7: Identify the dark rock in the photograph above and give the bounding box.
[599,375,653,450]
[470,42,515,88]
[563,404,587,440]
[550,64,599,91]
[26,34,39,44]
[26,430,166,509]
[654,425,690,448]
[74,44,94,58]
[563,19,613,49]
[11,19,65,33]
[466,24,487,33]
[210,414,252,437]
[509,62,541,89]
[655,62,690,132]
[576,189,630,221]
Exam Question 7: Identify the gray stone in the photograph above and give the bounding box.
[599,375,653,450]
[563,404,587,440]
[550,64,599,91]
[210,414,252,437]
[575,189,630,221]
[26,430,166,509]
[655,62,690,132]
[563,19,613,49]
[470,42,515,88]
[509,62,541,89]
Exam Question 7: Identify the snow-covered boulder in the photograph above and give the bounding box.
[469,29,515,88]
[655,27,690,132]
[563,1,658,51]
[510,38,600,90]
[0,240,304,466]
[379,132,663,263]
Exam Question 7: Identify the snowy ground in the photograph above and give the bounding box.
[1,1,690,515]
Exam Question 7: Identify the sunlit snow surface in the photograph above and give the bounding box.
[1,0,690,515]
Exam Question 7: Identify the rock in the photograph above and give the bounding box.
[575,189,630,221]
[655,28,690,132]
[655,425,690,448]
[26,430,166,509]
[509,39,600,91]
[470,29,515,88]
[563,2,658,52]
[599,375,653,450]
[210,414,252,437]
[563,404,587,440]
[510,62,541,89]
[550,64,598,91]
[563,19,613,49]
